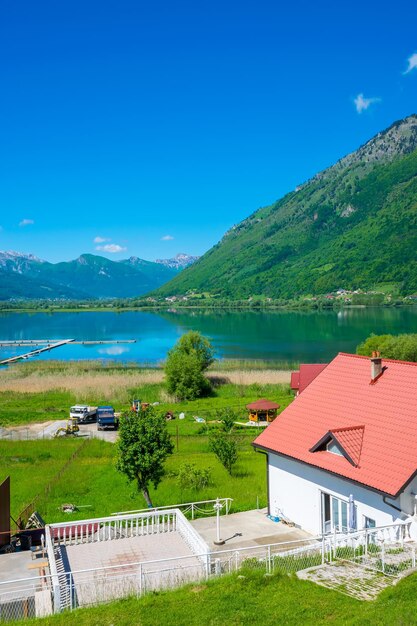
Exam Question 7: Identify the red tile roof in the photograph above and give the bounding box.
[254,353,417,497]
[296,363,328,393]
[246,399,280,410]
[290,371,300,390]
[310,425,365,467]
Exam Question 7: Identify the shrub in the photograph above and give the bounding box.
[165,331,215,400]
[209,431,238,475]
[176,463,212,491]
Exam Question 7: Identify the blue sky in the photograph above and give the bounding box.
[0,0,416,263]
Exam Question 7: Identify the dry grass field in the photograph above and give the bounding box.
[0,361,290,397]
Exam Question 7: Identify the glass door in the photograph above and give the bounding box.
[322,493,348,533]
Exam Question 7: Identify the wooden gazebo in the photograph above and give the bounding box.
[246,399,280,424]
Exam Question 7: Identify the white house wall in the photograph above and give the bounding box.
[268,452,412,536]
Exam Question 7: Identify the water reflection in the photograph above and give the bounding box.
[0,307,416,364]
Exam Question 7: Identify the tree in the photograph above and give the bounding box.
[116,407,174,508]
[209,431,238,475]
[165,331,215,400]
[357,333,417,362]
[215,406,238,433]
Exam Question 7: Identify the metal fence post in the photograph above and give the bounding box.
[332,528,337,562]
[191,504,194,520]
[412,547,416,569]
[267,545,271,573]
[364,528,368,556]
[139,564,143,596]
[321,536,325,565]
[381,542,385,574]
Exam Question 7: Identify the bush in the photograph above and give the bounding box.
[356,333,417,362]
[215,407,239,433]
[165,331,215,400]
[209,431,238,475]
[176,463,212,491]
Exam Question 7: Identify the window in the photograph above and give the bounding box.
[321,493,348,533]
[364,516,376,529]
[326,440,344,456]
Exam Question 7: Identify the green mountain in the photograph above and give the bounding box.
[0,268,88,300]
[154,115,417,299]
[0,252,179,299]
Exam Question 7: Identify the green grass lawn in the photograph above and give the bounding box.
[0,390,74,427]
[2,429,267,524]
[0,440,83,520]
[13,569,417,625]
[0,381,293,427]
[0,375,290,523]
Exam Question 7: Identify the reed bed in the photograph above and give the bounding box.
[0,370,164,394]
[0,369,290,395]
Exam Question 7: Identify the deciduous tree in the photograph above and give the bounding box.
[165,331,215,400]
[116,407,174,508]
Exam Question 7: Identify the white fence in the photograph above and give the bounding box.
[0,519,415,622]
[111,497,233,519]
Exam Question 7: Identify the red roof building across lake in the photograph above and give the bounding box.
[254,353,417,535]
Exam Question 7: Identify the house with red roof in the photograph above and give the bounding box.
[290,363,328,396]
[254,353,417,535]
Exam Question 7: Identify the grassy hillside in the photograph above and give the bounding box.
[154,115,417,300]
[15,569,417,625]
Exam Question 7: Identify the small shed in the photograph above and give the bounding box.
[246,399,280,424]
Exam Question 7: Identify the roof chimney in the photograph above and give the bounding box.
[371,351,382,381]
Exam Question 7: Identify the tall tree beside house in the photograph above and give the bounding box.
[116,408,174,508]
[165,330,215,400]
[356,333,417,362]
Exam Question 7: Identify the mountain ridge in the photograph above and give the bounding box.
[153,114,417,299]
[0,251,197,300]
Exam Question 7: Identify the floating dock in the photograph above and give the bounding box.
[0,339,136,365]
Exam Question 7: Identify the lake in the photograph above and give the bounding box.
[0,307,416,365]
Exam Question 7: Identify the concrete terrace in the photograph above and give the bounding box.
[191,508,311,550]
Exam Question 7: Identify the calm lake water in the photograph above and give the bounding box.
[0,307,416,365]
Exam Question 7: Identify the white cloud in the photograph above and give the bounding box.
[96,244,127,253]
[94,236,110,244]
[161,234,174,241]
[354,93,381,114]
[19,219,34,227]
[404,53,417,75]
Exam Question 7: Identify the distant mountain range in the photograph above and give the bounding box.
[0,251,199,300]
[155,253,200,270]
[154,114,417,299]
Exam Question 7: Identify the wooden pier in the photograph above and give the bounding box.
[0,339,136,365]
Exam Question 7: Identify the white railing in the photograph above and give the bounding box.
[1,518,415,621]
[111,497,233,519]
[44,520,61,613]
[47,509,180,546]
[175,509,210,561]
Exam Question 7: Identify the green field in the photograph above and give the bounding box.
[0,360,293,524]
[12,569,417,625]
[0,360,292,427]
[2,427,268,524]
